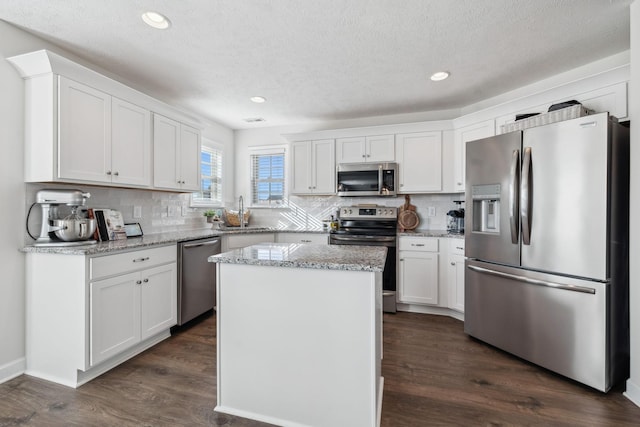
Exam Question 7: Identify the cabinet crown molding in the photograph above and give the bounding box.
[8,49,202,129]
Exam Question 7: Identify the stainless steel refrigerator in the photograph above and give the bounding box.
[464,112,629,392]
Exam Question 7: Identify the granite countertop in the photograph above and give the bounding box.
[209,242,387,272]
[21,227,329,256]
[398,229,465,239]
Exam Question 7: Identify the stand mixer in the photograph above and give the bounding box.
[33,189,97,246]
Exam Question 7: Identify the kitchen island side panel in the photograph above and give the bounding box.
[216,263,382,427]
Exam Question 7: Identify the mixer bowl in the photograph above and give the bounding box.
[52,218,97,242]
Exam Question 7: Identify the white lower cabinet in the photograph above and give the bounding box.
[397,236,465,316]
[223,233,276,251]
[447,239,465,313]
[90,262,177,366]
[397,237,439,305]
[25,245,177,388]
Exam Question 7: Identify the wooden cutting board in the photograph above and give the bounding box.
[398,195,419,232]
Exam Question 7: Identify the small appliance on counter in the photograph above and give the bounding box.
[446,201,465,234]
[30,189,97,246]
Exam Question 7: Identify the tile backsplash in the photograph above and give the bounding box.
[24,183,464,244]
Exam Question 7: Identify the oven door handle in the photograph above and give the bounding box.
[330,235,397,243]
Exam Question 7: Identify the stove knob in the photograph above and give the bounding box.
[348,209,353,214]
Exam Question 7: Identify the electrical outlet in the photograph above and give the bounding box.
[427,206,436,217]
[133,206,142,219]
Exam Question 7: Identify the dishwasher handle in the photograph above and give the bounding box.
[182,239,221,250]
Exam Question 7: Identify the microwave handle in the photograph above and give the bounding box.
[378,165,383,195]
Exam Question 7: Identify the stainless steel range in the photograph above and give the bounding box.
[329,205,398,313]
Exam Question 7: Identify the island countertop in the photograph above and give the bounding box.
[209,242,387,272]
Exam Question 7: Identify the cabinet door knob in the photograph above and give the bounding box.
[113,171,119,176]
[451,262,456,266]
[143,278,149,283]
[457,182,463,186]
[136,280,142,285]
[362,154,366,158]
[106,170,112,175]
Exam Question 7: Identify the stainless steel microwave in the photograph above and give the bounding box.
[336,162,397,197]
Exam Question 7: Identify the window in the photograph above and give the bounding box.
[250,146,286,207]
[192,141,223,207]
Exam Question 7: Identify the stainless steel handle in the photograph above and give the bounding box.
[183,240,220,249]
[455,246,463,250]
[331,235,396,243]
[509,149,520,244]
[382,291,394,297]
[521,147,532,245]
[411,243,425,247]
[580,121,597,128]
[467,265,595,294]
[378,166,384,195]
[301,239,312,243]
[133,257,150,262]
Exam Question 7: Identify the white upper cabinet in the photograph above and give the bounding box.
[452,120,495,192]
[8,50,197,191]
[111,97,152,187]
[153,114,201,192]
[58,77,152,187]
[58,76,112,183]
[290,139,336,195]
[336,135,394,163]
[395,131,442,193]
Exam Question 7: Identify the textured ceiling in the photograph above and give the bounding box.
[0,0,632,129]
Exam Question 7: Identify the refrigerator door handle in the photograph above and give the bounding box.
[467,264,596,294]
[509,149,520,244]
[521,146,532,245]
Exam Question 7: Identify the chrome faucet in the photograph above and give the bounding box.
[238,195,244,229]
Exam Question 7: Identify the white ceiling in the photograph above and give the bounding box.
[0,0,632,130]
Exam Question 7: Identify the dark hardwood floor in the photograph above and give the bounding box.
[1,311,639,426]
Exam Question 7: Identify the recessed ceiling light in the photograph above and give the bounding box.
[244,117,266,123]
[430,71,450,81]
[142,11,171,29]
[250,96,266,103]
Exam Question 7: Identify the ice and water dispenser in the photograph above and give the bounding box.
[472,184,501,234]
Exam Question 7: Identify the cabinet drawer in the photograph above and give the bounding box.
[449,239,465,255]
[398,237,438,252]
[90,245,176,280]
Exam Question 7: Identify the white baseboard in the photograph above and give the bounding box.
[0,357,26,384]
[397,303,464,322]
[624,378,640,408]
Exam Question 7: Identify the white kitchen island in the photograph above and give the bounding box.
[209,243,387,427]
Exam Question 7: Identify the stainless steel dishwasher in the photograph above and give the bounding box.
[177,236,221,325]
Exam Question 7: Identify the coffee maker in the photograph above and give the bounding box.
[33,189,97,246]
[446,201,465,234]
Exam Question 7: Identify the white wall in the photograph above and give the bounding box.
[0,21,234,383]
[625,0,640,407]
[0,21,31,381]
